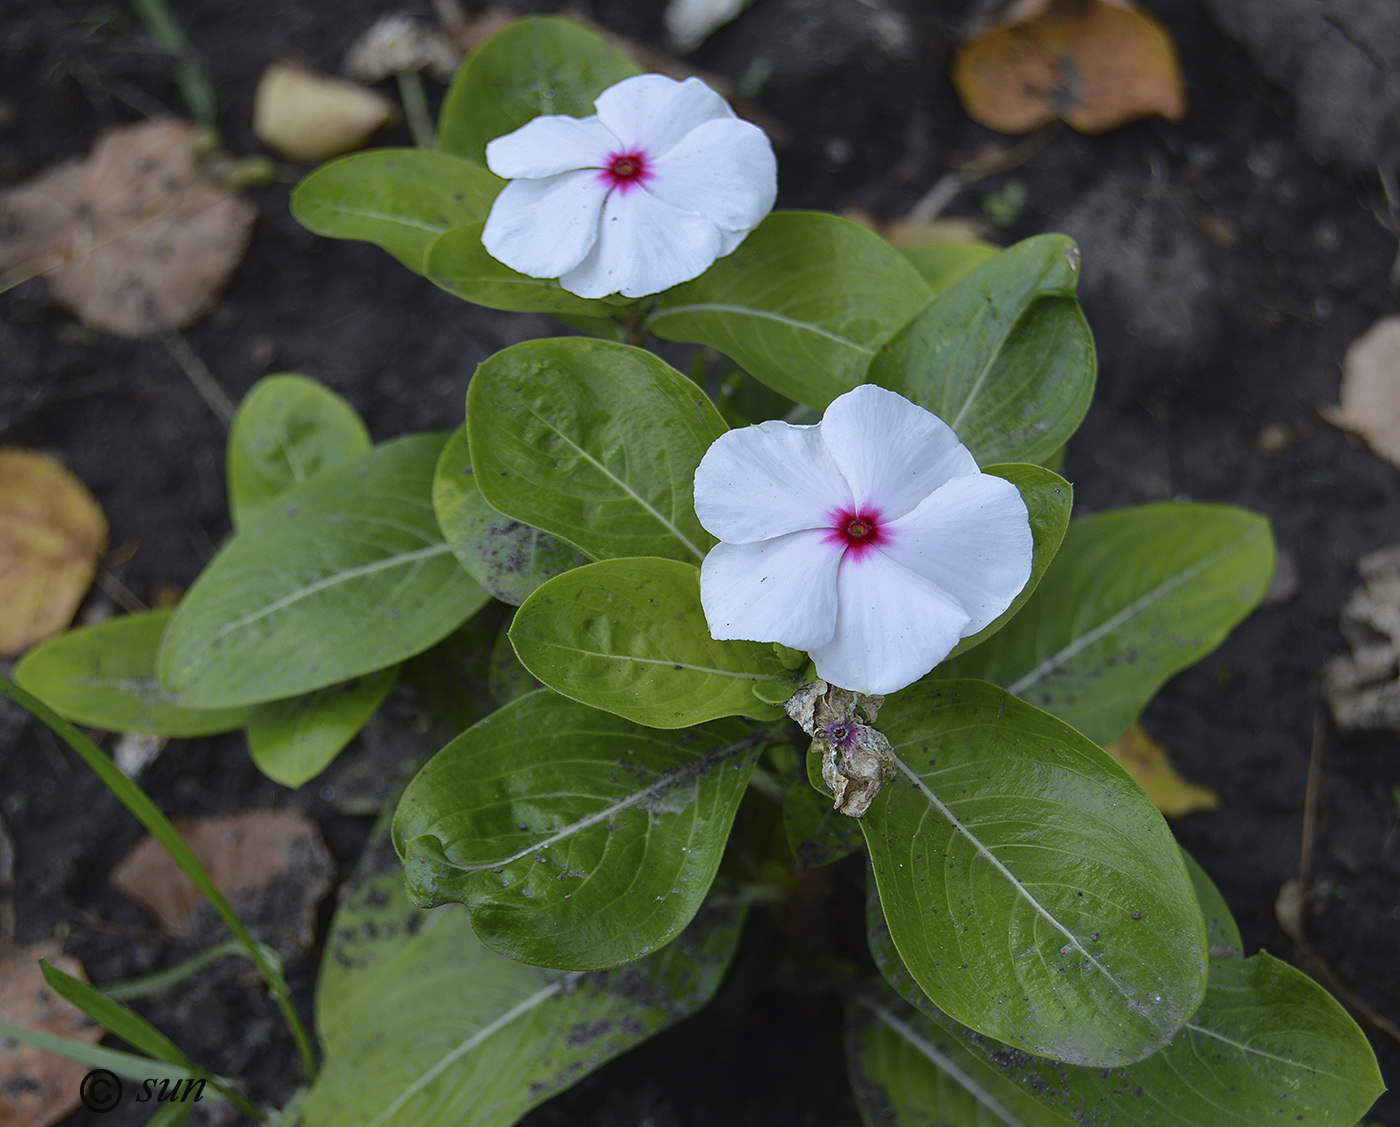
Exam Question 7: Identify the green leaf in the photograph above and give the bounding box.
[942,463,1072,663]
[436,16,640,165]
[865,680,1207,1066]
[467,338,725,563]
[290,149,502,273]
[1181,846,1243,956]
[246,667,399,788]
[425,222,621,316]
[0,1021,199,1086]
[13,610,250,736]
[783,780,863,868]
[306,819,744,1127]
[869,234,1095,467]
[159,434,491,709]
[509,558,789,727]
[393,690,761,968]
[40,959,193,1069]
[647,212,935,409]
[899,242,1001,295]
[227,373,371,530]
[866,902,1385,1127]
[433,425,587,605]
[939,502,1276,746]
[488,626,541,705]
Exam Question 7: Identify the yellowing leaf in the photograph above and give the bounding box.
[1323,316,1400,467]
[253,61,396,162]
[0,449,108,657]
[1104,722,1218,817]
[952,0,1186,135]
[0,118,257,337]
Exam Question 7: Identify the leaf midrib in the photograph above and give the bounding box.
[647,303,875,355]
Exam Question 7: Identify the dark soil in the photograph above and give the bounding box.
[2,0,1398,1124]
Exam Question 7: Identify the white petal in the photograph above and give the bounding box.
[594,75,733,155]
[820,384,979,521]
[699,531,841,651]
[481,170,605,279]
[647,118,777,232]
[882,472,1033,634]
[557,186,723,298]
[809,551,971,695]
[694,420,853,543]
[484,114,619,179]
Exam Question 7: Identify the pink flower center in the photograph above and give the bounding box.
[599,149,651,194]
[825,506,887,562]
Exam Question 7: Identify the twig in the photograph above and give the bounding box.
[95,571,149,615]
[1296,708,1324,908]
[161,331,236,427]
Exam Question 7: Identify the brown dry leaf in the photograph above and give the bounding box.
[111,810,333,947]
[1104,722,1219,817]
[952,0,1186,135]
[0,942,101,1127]
[0,449,108,657]
[1323,316,1400,466]
[0,118,256,337]
[253,61,397,162]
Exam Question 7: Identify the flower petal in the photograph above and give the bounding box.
[557,186,723,298]
[481,170,605,279]
[700,530,841,651]
[882,472,1033,634]
[820,384,979,521]
[484,113,620,179]
[809,552,971,695]
[694,420,854,543]
[594,75,734,156]
[647,118,777,233]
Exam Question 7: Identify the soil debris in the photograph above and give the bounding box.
[1324,317,1400,468]
[1322,544,1400,733]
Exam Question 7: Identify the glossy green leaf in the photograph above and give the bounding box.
[942,463,1072,663]
[899,242,1001,295]
[13,611,250,736]
[467,338,725,563]
[245,667,398,788]
[647,212,935,409]
[1181,847,1243,956]
[866,897,1385,1127]
[510,557,789,727]
[227,373,371,530]
[488,625,541,705]
[939,502,1276,746]
[290,149,502,272]
[425,221,622,316]
[783,780,863,868]
[307,820,744,1127]
[433,425,587,605]
[393,690,761,968]
[865,680,1207,1066]
[159,434,491,708]
[436,16,640,166]
[869,234,1094,467]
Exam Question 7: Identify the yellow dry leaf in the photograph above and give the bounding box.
[0,449,108,657]
[1323,316,1400,467]
[1104,722,1218,817]
[0,118,257,337]
[253,61,396,162]
[953,0,1186,135]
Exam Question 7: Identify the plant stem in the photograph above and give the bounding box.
[396,70,436,149]
[128,0,218,131]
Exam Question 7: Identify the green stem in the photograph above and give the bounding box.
[128,0,218,130]
[396,70,435,150]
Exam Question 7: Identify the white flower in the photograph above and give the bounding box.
[481,74,777,299]
[693,385,1034,696]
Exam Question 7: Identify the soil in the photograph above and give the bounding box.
[2,0,1398,1124]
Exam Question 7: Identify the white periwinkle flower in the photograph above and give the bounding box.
[694,384,1034,696]
[481,74,777,299]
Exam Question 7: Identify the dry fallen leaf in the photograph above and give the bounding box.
[1323,316,1400,466]
[0,118,257,337]
[111,810,334,948]
[253,61,396,162]
[0,942,102,1127]
[953,0,1186,135]
[1104,722,1218,817]
[1323,544,1400,733]
[0,449,108,657]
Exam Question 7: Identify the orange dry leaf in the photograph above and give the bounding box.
[0,118,256,337]
[0,943,102,1127]
[111,811,333,947]
[1323,316,1400,467]
[953,0,1186,135]
[1104,722,1218,817]
[0,449,108,657]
